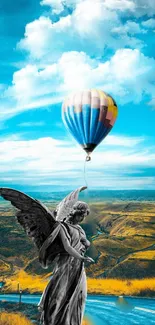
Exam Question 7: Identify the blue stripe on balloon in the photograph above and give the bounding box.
[71,111,81,143]
[63,110,82,145]
[89,108,100,143]
[94,122,110,145]
[74,111,86,145]
[68,106,84,144]
[93,121,105,144]
[98,127,111,143]
[82,104,91,144]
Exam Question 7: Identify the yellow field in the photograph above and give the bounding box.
[0,260,11,273]
[1,270,155,296]
[3,270,49,293]
[0,312,32,325]
[0,312,91,325]
[87,277,155,296]
[131,250,155,260]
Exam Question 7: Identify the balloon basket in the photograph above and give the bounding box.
[86,155,91,162]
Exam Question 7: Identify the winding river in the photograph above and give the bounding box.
[0,294,155,324]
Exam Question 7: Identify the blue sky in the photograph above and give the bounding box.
[0,0,155,191]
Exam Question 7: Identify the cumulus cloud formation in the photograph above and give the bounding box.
[40,0,155,17]
[40,0,65,13]
[112,21,146,35]
[3,48,154,115]
[103,135,145,147]
[18,1,144,61]
[0,0,150,121]
[142,18,155,29]
[132,0,155,17]
[0,0,154,122]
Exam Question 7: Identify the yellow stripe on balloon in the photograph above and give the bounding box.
[107,105,114,113]
[98,89,107,99]
[113,105,118,118]
[107,96,114,106]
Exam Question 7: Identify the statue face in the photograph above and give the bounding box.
[67,206,89,224]
[75,213,85,223]
[64,201,90,224]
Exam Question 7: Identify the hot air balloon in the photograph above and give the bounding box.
[62,89,118,161]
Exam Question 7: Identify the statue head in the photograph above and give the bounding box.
[66,201,90,224]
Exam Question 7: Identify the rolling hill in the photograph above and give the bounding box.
[0,200,155,286]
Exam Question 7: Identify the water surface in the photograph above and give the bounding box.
[0,294,154,325]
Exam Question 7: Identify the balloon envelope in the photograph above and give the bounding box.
[62,89,118,155]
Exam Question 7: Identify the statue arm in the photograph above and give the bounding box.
[81,238,90,248]
[59,227,85,261]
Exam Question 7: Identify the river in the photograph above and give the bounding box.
[0,294,155,324]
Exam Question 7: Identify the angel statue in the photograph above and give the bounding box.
[0,186,94,325]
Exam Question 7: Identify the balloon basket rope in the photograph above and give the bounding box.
[83,159,88,188]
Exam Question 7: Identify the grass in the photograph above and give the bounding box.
[131,250,155,260]
[3,270,50,293]
[0,312,91,325]
[0,313,32,325]
[87,277,155,296]
[0,260,11,273]
[1,270,155,297]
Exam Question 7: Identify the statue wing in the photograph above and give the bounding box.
[0,187,56,250]
[56,186,87,221]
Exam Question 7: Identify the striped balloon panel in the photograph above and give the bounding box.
[62,98,83,145]
[63,111,83,145]
[93,93,118,146]
[80,90,91,144]
[81,104,91,144]
[62,89,118,153]
[73,92,86,145]
[68,106,84,145]
[64,110,81,145]
[74,111,86,145]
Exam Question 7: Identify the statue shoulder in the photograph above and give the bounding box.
[75,224,86,237]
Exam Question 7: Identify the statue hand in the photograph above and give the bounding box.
[84,256,95,263]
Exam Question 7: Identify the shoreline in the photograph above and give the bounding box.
[1,291,155,299]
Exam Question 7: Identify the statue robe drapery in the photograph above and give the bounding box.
[38,221,87,325]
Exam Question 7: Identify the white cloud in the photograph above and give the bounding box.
[40,0,64,13]
[133,0,155,17]
[40,0,135,14]
[87,176,155,190]
[18,16,56,60]
[40,0,155,17]
[103,135,145,147]
[1,48,155,121]
[0,134,22,142]
[142,18,155,29]
[6,63,58,103]
[112,21,146,35]
[0,135,155,189]
[18,121,45,127]
[1,0,154,121]
[18,1,144,61]
[102,0,135,12]
[147,97,155,110]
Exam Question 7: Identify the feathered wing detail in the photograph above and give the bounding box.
[0,188,56,250]
[56,186,87,221]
